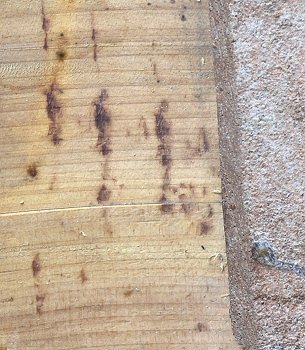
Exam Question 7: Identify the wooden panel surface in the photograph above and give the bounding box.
[0,0,240,349]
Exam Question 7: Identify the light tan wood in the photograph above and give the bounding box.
[0,0,240,348]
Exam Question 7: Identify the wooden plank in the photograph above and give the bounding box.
[0,203,235,349]
[0,0,217,213]
[0,0,241,348]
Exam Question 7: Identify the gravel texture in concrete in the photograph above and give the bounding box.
[210,1,305,349]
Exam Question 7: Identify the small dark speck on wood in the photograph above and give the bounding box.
[97,184,111,204]
[46,83,63,145]
[92,28,98,61]
[79,268,88,284]
[32,253,41,277]
[200,222,211,235]
[197,322,208,332]
[41,2,50,50]
[27,163,38,178]
[94,90,112,156]
[155,100,170,142]
[160,194,174,213]
[36,294,46,314]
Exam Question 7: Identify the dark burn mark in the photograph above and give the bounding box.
[41,3,49,50]
[36,294,45,314]
[200,222,211,236]
[160,194,174,213]
[46,83,63,145]
[97,184,111,204]
[197,322,208,332]
[32,253,41,277]
[27,163,38,178]
[139,117,149,139]
[158,145,171,167]
[56,49,67,61]
[155,100,170,141]
[92,29,98,61]
[79,268,88,284]
[181,14,186,21]
[94,90,112,155]
[155,100,173,213]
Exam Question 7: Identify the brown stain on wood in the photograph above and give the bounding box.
[41,1,49,50]
[94,90,112,155]
[153,63,160,83]
[123,289,134,297]
[0,297,14,303]
[200,222,211,236]
[139,117,149,139]
[48,175,56,190]
[202,186,207,196]
[97,184,111,204]
[201,128,210,152]
[91,13,98,61]
[155,100,170,141]
[197,322,208,332]
[179,194,192,214]
[160,194,174,213]
[93,89,114,205]
[46,82,63,145]
[79,268,88,284]
[32,253,41,277]
[27,163,38,178]
[92,29,98,61]
[196,127,210,154]
[207,204,214,218]
[36,294,46,314]
[56,49,67,61]
[187,128,210,157]
[189,183,195,195]
[155,100,173,212]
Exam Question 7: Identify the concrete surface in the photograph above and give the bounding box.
[210,1,305,349]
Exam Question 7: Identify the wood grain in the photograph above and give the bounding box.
[0,0,240,348]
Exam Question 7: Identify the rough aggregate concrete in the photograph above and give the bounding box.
[209,1,305,349]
